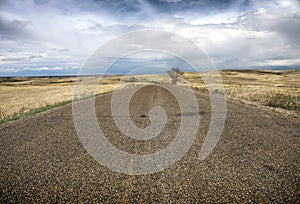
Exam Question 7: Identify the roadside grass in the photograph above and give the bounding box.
[0,91,113,124]
[1,71,299,123]
[0,74,171,123]
[263,92,300,111]
[223,86,300,111]
[0,76,119,122]
[0,100,72,124]
[183,70,300,117]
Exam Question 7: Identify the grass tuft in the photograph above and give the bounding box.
[264,92,300,111]
[183,70,300,116]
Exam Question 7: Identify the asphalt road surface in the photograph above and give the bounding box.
[0,85,299,203]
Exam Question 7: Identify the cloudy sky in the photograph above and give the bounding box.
[0,0,299,76]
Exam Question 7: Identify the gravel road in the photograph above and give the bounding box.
[0,85,299,203]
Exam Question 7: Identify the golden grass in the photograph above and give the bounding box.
[183,70,300,117]
[0,77,120,119]
[0,74,174,120]
[1,70,299,120]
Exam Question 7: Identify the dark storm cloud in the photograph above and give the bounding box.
[265,15,300,47]
[1,57,27,61]
[0,18,33,40]
[52,0,250,23]
[2,55,43,62]
[58,48,70,52]
[147,0,249,12]
[86,23,146,33]
[237,6,300,45]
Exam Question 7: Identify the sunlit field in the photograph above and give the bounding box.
[0,77,119,119]
[183,70,300,118]
[1,70,299,120]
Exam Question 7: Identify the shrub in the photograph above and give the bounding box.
[264,92,300,111]
[167,68,182,84]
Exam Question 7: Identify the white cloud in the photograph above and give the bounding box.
[0,0,299,75]
[0,67,18,73]
[188,12,243,25]
[30,66,63,71]
[260,59,300,66]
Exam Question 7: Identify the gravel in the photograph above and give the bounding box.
[0,85,299,203]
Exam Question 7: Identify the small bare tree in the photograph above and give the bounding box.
[172,68,183,74]
[167,68,182,84]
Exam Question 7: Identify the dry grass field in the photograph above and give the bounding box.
[1,70,299,121]
[183,69,300,118]
[0,74,175,120]
[0,77,120,119]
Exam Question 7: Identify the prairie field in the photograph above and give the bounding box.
[0,74,173,120]
[0,70,299,120]
[183,69,300,118]
[0,77,120,119]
